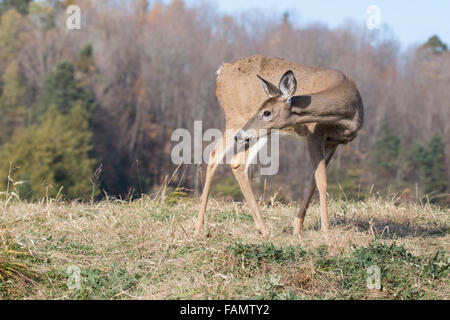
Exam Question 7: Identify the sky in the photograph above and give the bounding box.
[184,0,450,48]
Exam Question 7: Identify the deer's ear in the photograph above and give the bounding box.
[279,70,297,99]
[288,95,312,113]
[257,74,281,97]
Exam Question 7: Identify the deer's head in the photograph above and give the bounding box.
[234,70,311,144]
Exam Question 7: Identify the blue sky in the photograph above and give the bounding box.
[184,0,450,48]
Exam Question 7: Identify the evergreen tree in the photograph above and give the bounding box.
[411,141,428,182]
[0,9,26,65]
[0,104,97,200]
[0,0,32,16]
[34,61,92,121]
[75,44,97,87]
[77,44,94,74]
[425,35,448,54]
[412,134,448,197]
[370,122,401,183]
[424,134,447,194]
[0,60,27,145]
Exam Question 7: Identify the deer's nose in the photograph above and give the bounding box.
[234,131,246,144]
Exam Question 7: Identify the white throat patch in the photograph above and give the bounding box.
[245,136,268,174]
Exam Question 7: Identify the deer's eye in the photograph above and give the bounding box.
[262,110,272,121]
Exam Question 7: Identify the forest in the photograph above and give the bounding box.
[0,0,448,205]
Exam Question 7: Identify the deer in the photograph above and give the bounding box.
[194,55,364,237]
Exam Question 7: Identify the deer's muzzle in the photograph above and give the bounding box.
[234,130,250,144]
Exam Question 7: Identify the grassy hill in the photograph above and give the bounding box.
[0,195,448,299]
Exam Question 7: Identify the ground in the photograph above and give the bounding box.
[0,195,448,299]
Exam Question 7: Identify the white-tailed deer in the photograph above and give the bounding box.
[194,55,364,237]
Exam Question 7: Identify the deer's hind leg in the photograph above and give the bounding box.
[293,141,337,235]
[194,132,234,237]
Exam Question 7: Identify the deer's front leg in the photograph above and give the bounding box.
[194,132,235,237]
[306,131,329,232]
[230,145,269,237]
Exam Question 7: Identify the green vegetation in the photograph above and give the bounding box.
[425,35,448,54]
[0,233,36,298]
[0,103,96,200]
[35,61,95,121]
[228,242,306,269]
[227,240,449,299]
[313,242,448,299]
[0,0,32,16]
[412,134,448,198]
[0,61,27,145]
[211,175,243,200]
[73,264,140,299]
[0,55,98,200]
[364,122,449,204]
[370,123,401,185]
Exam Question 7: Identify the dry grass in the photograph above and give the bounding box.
[0,194,448,300]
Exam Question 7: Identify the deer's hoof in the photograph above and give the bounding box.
[292,218,304,237]
[193,226,203,238]
[260,228,269,238]
[282,226,293,234]
[293,228,305,239]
